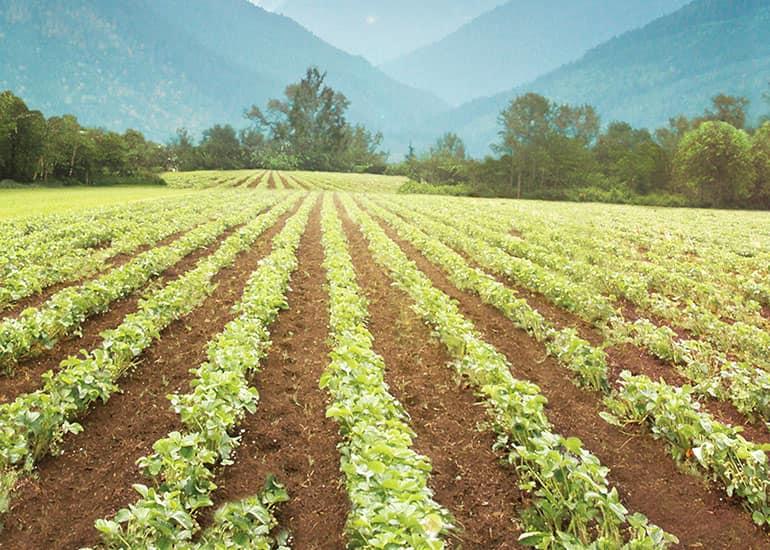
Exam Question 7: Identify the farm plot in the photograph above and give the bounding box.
[0,175,769,549]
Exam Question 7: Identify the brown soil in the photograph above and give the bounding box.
[247,173,265,188]
[0,226,244,404]
[338,200,524,549]
[281,174,308,190]
[267,173,277,190]
[197,198,348,548]
[393,208,770,445]
[761,305,770,320]
[1,228,192,321]
[360,210,768,549]
[0,204,299,550]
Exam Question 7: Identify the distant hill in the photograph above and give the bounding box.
[0,0,444,146]
[434,0,770,156]
[382,0,690,106]
[273,0,505,65]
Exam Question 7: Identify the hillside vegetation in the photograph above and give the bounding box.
[441,0,770,154]
[0,0,442,144]
[382,0,689,105]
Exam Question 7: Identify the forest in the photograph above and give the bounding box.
[2,72,770,209]
[395,88,770,208]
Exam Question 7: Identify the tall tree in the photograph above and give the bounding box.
[596,122,668,194]
[494,93,599,197]
[199,124,243,170]
[494,93,553,198]
[673,121,755,206]
[0,91,45,181]
[248,67,350,171]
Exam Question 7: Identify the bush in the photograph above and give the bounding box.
[398,180,474,196]
[92,173,167,186]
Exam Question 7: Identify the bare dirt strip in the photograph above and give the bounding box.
[338,200,524,549]
[364,211,768,549]
[281,174,309,190]
[197,199,348,547]
[247,172,265,188]
[378,204,770,445]
[472,260,770,446]
[267,173,278,190]
[0,227,195,320]
[0,203,300,550]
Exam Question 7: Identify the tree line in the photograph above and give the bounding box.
[168,68,387,174]
[0,91,166,184]
[0,68,387,185]
[394,86,770,209]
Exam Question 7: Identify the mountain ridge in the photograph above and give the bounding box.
[0,0,444,147]
[428,0,770,155]
[382,0,691,106]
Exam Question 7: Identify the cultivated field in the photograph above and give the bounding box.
[1,171,770,549]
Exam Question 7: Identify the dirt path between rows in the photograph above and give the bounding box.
[360,207,767,548]
[0,203,300,550]
[198,198,348,548]
[267,173,277,190]
[0,201,288,405]
[0,226,199,321]
[374,202,770,445]
[338,199,524,549]
[281,174,309,190]
[247,172,265,188]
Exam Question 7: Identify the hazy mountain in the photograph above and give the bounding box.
[432,0,770,156]
[271,0,506,65]
[382,0,691,106]
[0,0,444,145]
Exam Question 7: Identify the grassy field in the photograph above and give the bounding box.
[0,170,769,549]
[0,185,191,220]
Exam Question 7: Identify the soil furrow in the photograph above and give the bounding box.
[338,200,524,549]
[282,174,308,190]
[0,225,242,404]
[198,199,348,548]
[0,227,195,321]
[0,204,299,550]
[376,203,770,445]
[247,173,264,188]
[365,212,767,549]
[267,173,277,189]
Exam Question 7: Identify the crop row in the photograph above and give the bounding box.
[95,196,314,548]
[366,196,770,526]
[0,195,300,513]
[0,193,287,373]
[378,196,770,425]
[0,193,230,308]
[476,198,770,332]
[319,195,451,548]
[341,195,675,547]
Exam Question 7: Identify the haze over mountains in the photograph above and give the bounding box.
[2,0,769,158]
[0,0,442,145]
[439,0,770,154]
[254,0,506,64]
[381,0,691,105]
